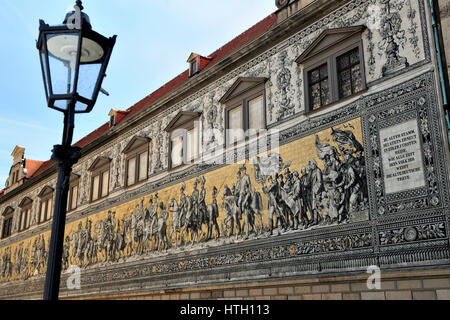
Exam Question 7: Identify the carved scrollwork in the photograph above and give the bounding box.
[379,222,446,245]
[275,0,290,9]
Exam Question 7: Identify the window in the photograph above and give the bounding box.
[308,64,331,110]
[186,128,198,163]
[122,136,150,187]
[38,187,54,224]
[336,47,363,99]
[190,60,199,76]
[170,134,184,168]
[67,173,80,212]
[227,105,244,145]
[18,198,33,231]
[2,207,14,239]
[88,157,111,202]
[248,95,265,130]
[69,185,78,210]
[165,111,202,169]
[296,26,367,113]
[220,77,267,146]
[188,53,202,77]
[92,168,109,201]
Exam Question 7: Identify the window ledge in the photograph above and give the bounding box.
[304,89,368,117]
[89,195,109,204]
[124,178,148,189]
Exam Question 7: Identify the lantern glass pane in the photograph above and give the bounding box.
[78,62,102,100]
[54,99,70,110]
[40,51,50,98]
[46,33,79,96]
[74,100,89,112]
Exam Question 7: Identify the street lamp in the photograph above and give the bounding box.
[37,0,116,300]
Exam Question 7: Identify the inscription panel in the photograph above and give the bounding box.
[380,119,425,194]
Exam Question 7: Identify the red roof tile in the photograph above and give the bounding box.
[31,160,55,177]
[24,159,45,179]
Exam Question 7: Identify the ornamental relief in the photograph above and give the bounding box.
[0,0,440,292]
[364,74,445,217]
[379,222,446,245]
[0,117,370,283]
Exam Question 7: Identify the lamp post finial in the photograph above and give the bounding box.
[75,0,83,11]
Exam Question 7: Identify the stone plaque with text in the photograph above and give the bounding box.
[380,119,426,194]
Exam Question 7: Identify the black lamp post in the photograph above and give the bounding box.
[37,0,116,300]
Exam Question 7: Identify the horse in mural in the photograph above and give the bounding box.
[221,186,242,238]
[169,193,200,246]
[145,202,170,251]
[221,185,264,239]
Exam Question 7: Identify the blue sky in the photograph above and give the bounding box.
[0,0,276,187]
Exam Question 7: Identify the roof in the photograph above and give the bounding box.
[3,12,278,188]
[24,159,45,179]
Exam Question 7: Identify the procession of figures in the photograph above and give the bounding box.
[0,126,368,279]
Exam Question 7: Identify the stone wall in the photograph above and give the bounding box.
[64,268,450,300]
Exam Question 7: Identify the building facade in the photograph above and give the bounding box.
[1,0,450,300]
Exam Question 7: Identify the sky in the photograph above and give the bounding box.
[0,0,276,187]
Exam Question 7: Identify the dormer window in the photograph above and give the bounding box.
[110,115,116,127]
[108,109,129,128]
[187,53,211,77]
[109,109,118,128]
[191,60,199,75]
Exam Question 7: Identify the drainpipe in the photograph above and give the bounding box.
[429,0,450,146]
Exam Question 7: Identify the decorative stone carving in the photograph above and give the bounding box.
[274,50,294,121]
[276,0,290,9]
[379,0,409,75]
